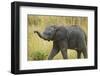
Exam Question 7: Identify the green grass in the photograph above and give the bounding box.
[30,50,48,60]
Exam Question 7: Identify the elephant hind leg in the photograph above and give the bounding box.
[82,48,88,58]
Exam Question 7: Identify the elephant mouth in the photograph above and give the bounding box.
[42,34,52,41]
[47,40,50,41]
[44,38,51,41]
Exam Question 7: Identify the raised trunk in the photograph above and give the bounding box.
[34,31,49,41]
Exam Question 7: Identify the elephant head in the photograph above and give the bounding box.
[34,25,57,41]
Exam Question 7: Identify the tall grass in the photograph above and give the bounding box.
[28,15,88,61]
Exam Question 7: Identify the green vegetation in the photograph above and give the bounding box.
[30,50,48,60]
[28,15,88,61]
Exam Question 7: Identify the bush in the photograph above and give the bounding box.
[31,51,48,60]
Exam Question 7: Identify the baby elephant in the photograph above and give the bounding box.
[34,25,87,60]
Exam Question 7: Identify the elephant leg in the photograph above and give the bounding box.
[61,48,67,59]
[82,48,87,58]
[48,48,59,60]
[77,50,81,59]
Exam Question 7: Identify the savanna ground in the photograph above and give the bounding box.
[28,15,88,61]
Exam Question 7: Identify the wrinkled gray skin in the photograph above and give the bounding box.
[34,25,87,60]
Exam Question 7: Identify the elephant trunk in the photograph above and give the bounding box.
[34,31,49,41]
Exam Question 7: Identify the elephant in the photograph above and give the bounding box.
[34,25,87,60]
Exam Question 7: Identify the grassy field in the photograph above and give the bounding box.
[27,15,88,61]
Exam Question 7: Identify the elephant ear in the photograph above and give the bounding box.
[54,27,68,41]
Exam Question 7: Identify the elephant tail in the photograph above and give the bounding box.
[84,32,87,46]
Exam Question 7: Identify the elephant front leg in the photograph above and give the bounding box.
[61,48,68,59]
[48,48,59,60]
[77,50,81,59]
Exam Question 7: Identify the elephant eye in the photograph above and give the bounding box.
[44,32,51,35]
[47,32,51,35]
